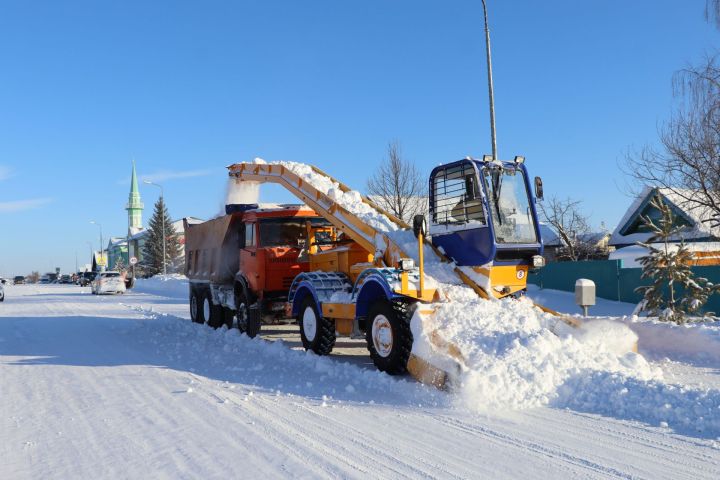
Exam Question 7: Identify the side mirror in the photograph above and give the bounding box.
[413,215,427,237]
[534,176,544,201]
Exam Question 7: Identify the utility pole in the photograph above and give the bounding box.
[481,0,498,160]
[144,180,167,275]
[90,221,104,271]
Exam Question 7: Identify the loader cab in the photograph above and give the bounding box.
[429,158,543,267]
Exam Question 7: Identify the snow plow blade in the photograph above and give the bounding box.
[407,354,451,389]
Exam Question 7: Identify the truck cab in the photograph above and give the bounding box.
[184,204,330,335]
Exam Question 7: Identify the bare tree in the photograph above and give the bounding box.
[366,141,427,224]
[538,197,599,261]
[624,1,720,218]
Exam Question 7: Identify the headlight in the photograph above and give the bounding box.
[532,255,545,268]
[398,258,415,271]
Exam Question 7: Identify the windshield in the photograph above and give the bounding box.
[483,167,537,244]
[258,217,331,247]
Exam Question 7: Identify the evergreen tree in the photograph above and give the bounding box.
[113,255,127,273]
[635,195,718,323]
[141,197,180,277]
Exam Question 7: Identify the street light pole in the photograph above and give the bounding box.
[481,0,498,161]
[86,241,93,272]
[90,221,103,270]
[143,180,167,276]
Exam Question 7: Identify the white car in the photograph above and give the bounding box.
[91,271,126,295]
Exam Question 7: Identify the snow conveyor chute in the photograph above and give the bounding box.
[227,161,636,389]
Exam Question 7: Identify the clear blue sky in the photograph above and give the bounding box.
[0,0,718,275]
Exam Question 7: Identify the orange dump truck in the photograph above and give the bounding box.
[183,203,328,336]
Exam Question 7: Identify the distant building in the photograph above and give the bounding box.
[107,237,128,270]
[609,187,720,267]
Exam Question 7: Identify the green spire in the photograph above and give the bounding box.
[130,159,139,197]
[126,160,144,235]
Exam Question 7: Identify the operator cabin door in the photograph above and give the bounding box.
[239,222,262,293]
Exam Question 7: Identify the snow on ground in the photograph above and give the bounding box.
[133,274,188,299]
[526,284,637,317]
[1,284,720,478]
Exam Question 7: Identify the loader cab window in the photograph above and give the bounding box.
[483,166,537,244]
[244,223,256,248]
[431,163,486,226]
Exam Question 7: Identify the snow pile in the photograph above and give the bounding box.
[556,371,720,437]
[624,316,720,365]
[133,274,188,300]
[414,294,654,410]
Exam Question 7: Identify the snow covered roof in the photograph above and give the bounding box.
[107,237,127,248]
[609,187,720,247]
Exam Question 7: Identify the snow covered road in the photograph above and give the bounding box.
[1,285,719,479]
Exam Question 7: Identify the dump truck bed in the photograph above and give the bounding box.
[184,215,243,284]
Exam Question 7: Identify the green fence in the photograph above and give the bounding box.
[528,260,720,314]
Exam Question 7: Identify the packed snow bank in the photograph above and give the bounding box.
[133,274,188,300]
[128,304,446,408]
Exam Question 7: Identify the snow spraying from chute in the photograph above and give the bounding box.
[223,158,266,210]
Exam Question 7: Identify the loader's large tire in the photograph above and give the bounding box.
[205,291,225,329]
[190,289,202,323]
[366,300,413,375]
[298,296,335,355]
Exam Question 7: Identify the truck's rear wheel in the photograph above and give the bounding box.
[236,289,261,338]
[298,296,335,355]
[190,289,203,324]
[222,307,235,329]
[205,291,225,329]
[365,300,413,375]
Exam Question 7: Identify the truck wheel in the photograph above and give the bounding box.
[190,289,202,323]
[203,290,225,328]
[235,290,251,334]
[236,289,261,338]
[205,292,224,329]
[222,307,235,329]
[365,300,413,375]
[298,296,335,355]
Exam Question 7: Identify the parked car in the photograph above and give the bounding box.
[78,271,97,287]
[13,276,25,285]
[59,274,72,284]
[91,271,126,295]
[0,282,4,301]
[0,277,6,284]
